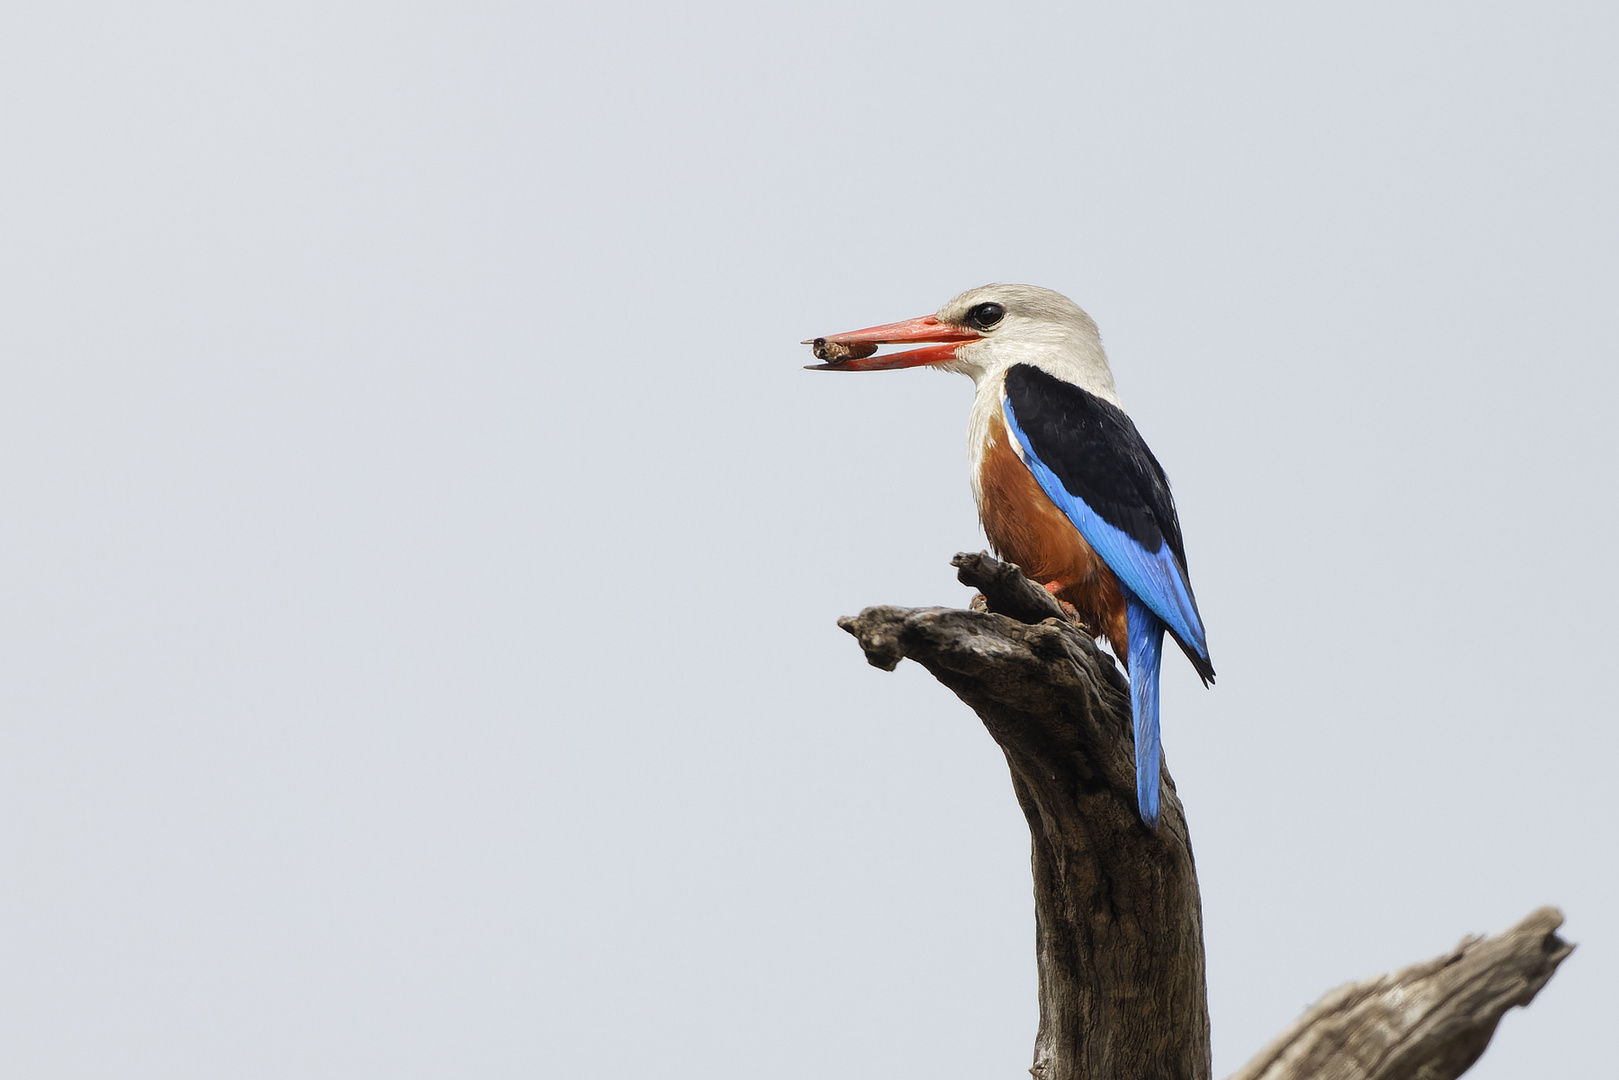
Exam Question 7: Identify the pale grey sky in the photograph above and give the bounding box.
[0,2,1613,1077]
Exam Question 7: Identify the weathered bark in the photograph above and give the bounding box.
[836,553,1571,1080]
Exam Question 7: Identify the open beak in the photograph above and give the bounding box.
[802,314,980,371]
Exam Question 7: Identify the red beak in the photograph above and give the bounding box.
[802,314,980,371]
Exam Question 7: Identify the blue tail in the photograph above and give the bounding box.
[1126,598,1165,828]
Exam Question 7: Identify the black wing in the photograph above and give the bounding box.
[1002,363,1212,678]
[1003,364,1189,569]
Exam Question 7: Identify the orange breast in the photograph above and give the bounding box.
[978,414,1129,658]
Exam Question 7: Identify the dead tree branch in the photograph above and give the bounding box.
[835,553,1571,1080]
[1230,906,1573,1080]
[840,552,1208,1080]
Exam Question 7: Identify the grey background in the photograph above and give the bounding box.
[0,2,1613,1076]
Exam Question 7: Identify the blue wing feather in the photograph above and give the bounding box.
[1002,398,1210,665]
[1127,599,1164,827]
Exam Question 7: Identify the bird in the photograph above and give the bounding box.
[806,284,1213,827]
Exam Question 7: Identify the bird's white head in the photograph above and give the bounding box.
[805,283,1119,405]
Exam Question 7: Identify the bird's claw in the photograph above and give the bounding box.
[1036,582,1092,633]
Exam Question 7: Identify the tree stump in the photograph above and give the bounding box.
[835,553,1572,1080]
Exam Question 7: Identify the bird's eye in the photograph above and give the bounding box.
[965,302,1005,330]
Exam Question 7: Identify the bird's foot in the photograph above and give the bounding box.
[1041,581,1095,635]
